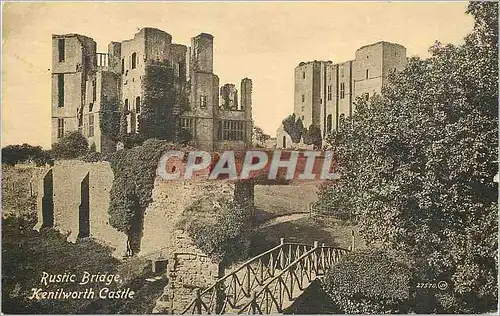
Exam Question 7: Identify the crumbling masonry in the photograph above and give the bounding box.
[52,28,252,152]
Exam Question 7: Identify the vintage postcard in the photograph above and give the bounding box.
[1,1,498,314]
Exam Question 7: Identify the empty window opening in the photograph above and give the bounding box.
[135,96,141,112]
[219,120,245,141]
[200,95,208,108]
[58,39,65,62]
[92,79,97,102]
[88,114,95,137]
[57,118,64,139]
[132,53,137,69]
[58,74,64,107]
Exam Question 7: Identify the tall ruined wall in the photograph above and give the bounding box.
[34,161,127,256]
[33,161,254,313]
[145,180,236,313]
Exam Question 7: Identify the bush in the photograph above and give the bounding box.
[80,151,109,163]
[52,131,89,159]
[323,249,413,314]
[2,144,52,166]
[179,189,253,266]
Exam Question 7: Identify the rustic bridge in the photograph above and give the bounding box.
[181,239,349,314]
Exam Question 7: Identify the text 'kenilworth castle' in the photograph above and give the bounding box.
[51,27,252,153]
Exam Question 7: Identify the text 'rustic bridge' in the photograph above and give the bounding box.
[182,239,349,314]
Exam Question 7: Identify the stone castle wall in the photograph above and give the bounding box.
[33,161,254,313]
[34,160,128,256]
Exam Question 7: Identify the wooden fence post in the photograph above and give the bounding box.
[279,238,285,269]
[195,288,201,314]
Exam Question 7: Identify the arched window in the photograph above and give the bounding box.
[131,53,137,69]
[282,136,287,148]
[135,96,141,112]
[124,99,129,112]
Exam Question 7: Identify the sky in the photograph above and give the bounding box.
[2,1,474,149]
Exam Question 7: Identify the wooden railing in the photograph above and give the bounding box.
[181,239,349,314]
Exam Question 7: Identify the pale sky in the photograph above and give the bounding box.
[2,1,474,148]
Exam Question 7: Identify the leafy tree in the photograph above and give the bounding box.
[2,144,52,166]
[282,114,304,143]
[303,124,322,148]
[252,125,271,145]
[52,131,89,159]
[316,2,498,312]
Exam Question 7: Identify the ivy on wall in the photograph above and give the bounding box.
[108,139,192,255]
[139,61,189,141]
[99,96,121,141]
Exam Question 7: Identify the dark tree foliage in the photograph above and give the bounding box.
[315,2,498,313]
[2,144,52,166]
[303,124,322,148]
[282,113,304,143]
[52,131,89,159]
[99,96,121,140]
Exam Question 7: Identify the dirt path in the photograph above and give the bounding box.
[255,212,310,230]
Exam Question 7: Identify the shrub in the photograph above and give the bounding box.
[178,186,253,266]
[2,144,52,166]
[323,249,413,314]
[52,131,89,159]
[80,151,109,163]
